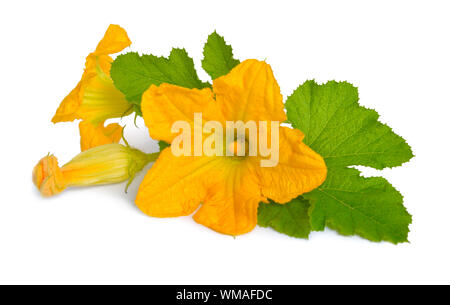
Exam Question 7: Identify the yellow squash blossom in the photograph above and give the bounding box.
[136,59,328,236]
[33,144,158,197]
[52,24,132,151]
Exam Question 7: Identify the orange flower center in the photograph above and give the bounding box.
[227,140,249,156]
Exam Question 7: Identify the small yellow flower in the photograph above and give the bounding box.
[33,144,158,197]
[136,59,327,235]
[52,24,132,150]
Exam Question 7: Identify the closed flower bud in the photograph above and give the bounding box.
[33,144,158,197]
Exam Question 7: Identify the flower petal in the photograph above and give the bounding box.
[193,159,264,235]
[213,59,287,122]
[51,82,84,123]
[136,149,223,217]
[32,155,67,197]
[79,121,123,151]
[93,24,131,56]
[254,127,327,203]
[77,74,131,125]
[141,84,225,143]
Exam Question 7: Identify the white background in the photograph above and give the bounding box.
[1,0,449,284]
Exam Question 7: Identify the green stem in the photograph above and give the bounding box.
[125,151,161,193]
[145,152,160,163]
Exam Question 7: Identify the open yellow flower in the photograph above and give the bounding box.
[136,59,328,235]
[52,24,132,151]
[33,144,159,197]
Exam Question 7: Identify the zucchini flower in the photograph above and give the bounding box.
[32,144,159,197]
[52,24,133,151]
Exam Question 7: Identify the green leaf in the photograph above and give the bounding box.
[286,80,413,170]
[258,198,311,239]
[158,141,170,151]
[304,167,411,244]
[202,31,240,80]
[282,80,413,243]
[110,49,210,112]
